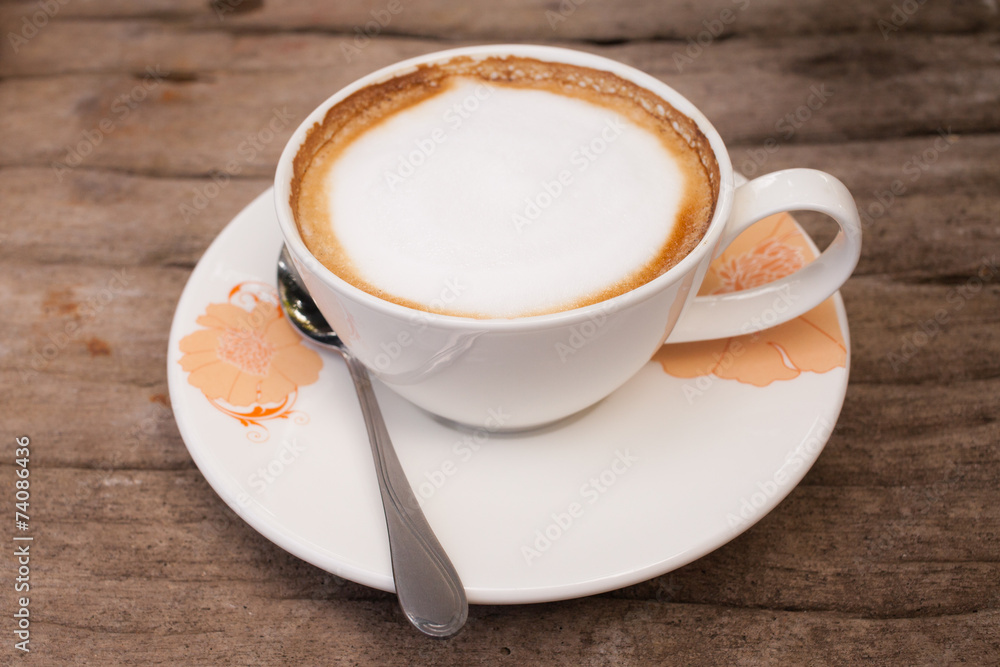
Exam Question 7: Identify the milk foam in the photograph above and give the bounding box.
[322,79,690,318]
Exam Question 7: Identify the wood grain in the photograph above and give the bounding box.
[4,0,1000,41]
[1,0,998,663]
[3,32,999,171]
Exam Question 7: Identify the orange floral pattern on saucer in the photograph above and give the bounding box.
[654,213,846,387]
[178,281,322,441]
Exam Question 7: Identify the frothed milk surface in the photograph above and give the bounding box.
[293,57,718,318]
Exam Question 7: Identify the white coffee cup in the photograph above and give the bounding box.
[274,45,862,431]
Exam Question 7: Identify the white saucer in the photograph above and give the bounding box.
[167,188,850,605]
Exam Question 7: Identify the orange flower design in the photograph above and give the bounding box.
[178,282,322,439]
[712,236,805,293]
[654,213,846,387]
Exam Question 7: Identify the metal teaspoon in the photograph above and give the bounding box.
[277,245,468,638]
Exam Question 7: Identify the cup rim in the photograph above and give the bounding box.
[274,44,736,331]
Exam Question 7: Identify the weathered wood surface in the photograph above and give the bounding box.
[1,0,998,664]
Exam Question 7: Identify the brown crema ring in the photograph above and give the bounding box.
[290,55,720,318]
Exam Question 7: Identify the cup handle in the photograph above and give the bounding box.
[665,168,862,343]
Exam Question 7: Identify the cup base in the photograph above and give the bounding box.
[421,399,604,436]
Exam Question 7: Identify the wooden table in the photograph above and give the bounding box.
[2,1,998,663]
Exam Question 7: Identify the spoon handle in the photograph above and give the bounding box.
[342,353,468,637]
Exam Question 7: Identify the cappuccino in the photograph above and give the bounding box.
[291,56,718,318]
